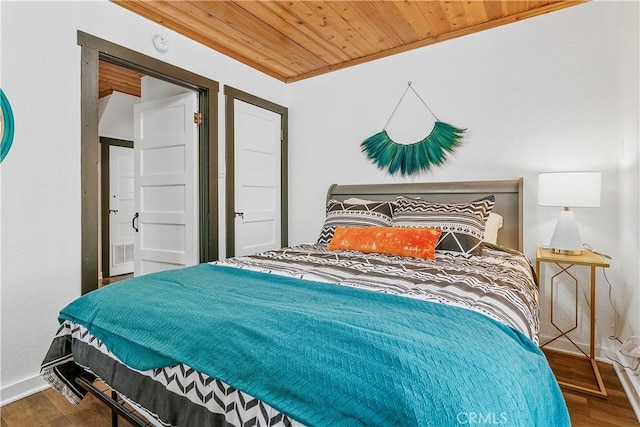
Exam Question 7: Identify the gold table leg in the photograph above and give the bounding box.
[540,262,608,398]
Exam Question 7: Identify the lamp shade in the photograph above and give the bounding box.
[538,172,601,208]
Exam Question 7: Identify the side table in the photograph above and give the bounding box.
[536,246,610,398]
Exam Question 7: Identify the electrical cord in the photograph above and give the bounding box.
[549,244,638,374]
[602,267,623,341]
[572,246,637,374]
[581,243,622,340]
[584,245,639,374]
[605,352,640,374]
[583,243,612,259]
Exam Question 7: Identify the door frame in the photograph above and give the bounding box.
[100,137,133,278]
[80,31,219,294]
[224,85,288,258]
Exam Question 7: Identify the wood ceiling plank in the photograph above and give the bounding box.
[100,74,134,87]
[414,2,453,37]
[289,1,371,59]
[114,0,293,80]
[233,1,352,64]
[195,1,329,71]
[390,1,438,40]
[483,1,508,21]
[181,1,318,76]
[460,1,491,27]
[99,60,143,98]
[323,1,400,53]
[439,1,472,31]
[366,1,422,45]
[527,1,558,12]
[505,1,537,15]
[101,63,143,80]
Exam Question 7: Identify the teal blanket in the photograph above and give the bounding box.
[60,264,569,426]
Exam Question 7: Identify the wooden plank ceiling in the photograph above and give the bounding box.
[109,0,585,84]
[99,60,144,98]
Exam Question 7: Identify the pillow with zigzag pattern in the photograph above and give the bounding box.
[392,195,495,257]
[317,200,394,245]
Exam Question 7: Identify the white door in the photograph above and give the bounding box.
[108,145,134,276]
[133,91,199,276]
[234,100,282,256]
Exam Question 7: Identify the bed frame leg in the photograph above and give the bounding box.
[112,390,119,427]
[74,377,148,426]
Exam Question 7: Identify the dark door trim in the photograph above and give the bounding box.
[223,85,288,258]
[100,137,133,278]
[79,31,219,295]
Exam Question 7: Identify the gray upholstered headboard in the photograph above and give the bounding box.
[326,179,523,251]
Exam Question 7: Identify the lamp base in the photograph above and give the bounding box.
[551,248,583,256]
[548,209,584,256]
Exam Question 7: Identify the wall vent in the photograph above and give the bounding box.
[113,243,134,266]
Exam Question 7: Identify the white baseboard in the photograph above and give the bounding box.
[0,375,50,407]
[613,354,640,422]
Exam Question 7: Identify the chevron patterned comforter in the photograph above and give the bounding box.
[41,244,564,427]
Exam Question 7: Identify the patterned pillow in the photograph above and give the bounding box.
[317,200,394,245]
[392,195,495,256]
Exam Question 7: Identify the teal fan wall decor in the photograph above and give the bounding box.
[361,82,465,176]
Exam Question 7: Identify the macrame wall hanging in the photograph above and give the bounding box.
[360,82,465,176]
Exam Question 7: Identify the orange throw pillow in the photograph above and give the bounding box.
[326,226,442,260]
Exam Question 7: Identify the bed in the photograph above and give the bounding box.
[41,178,570,427]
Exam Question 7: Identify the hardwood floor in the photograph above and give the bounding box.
[2,352,638,426]
[1,387,134,427]
[99,273,133,288]
[544,350,639,427]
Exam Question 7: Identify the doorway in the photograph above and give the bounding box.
[79,31,219,294]
[99,68,201,279]
[100,136,134,279]
[224,86,288,258]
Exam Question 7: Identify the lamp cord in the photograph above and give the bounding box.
[606,353,640,373]
[596,265,638,374]
[602,267,622,341]
[579,267,622,341]
[561,259,636,373]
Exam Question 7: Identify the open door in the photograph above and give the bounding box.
[133,91,199,275]
[108,145,135,276]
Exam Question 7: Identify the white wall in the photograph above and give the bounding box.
[0,0,287,404]
[614,0,640,414]
[288,2,636,356]
[140,75,190,102]
[98,91,140,141]
[616,0,640,345]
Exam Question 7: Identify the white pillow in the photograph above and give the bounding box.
[483,212,503,244]
[343,197,377,204]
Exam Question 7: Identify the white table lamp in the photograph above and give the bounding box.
[538,172,601,255]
